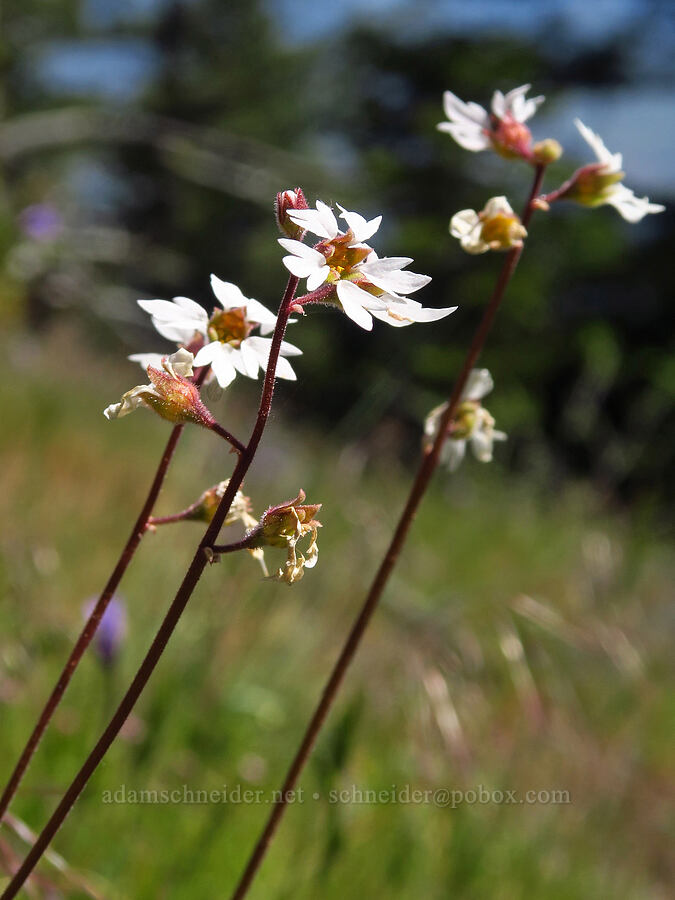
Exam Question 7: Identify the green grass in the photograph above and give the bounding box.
[0,326,672,898]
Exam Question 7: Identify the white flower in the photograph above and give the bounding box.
[424,369,507,471]
[450,196,527,254]
[572,119,665,223]
[280,202,456,331]
[131,275,302,389]
[437,84,544,157]
[104,349,213,427]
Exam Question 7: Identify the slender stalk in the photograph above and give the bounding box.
[210,421,246,454]
[0,275,299,900]
[0,408,192,822]
[228,165,546,900]
[209,537,254,555]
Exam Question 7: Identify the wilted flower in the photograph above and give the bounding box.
[104,349,215,428]
[279,201,456,331]
[450,196,527,254]
[553,119,665,223]
[186,480,259,529]
[153,480,268,575]
[82,595,127,667]
[437,84,544,161]
[424,369,506,471]
[130,276,302,389]
[247,490,322,585]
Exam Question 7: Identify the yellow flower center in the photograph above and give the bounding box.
[207,307,254,347]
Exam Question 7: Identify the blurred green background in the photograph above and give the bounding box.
[0,0,673,897]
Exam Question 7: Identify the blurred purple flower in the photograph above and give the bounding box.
[82,595,127,667]
[18,204,64,242]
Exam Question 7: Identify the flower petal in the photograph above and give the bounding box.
[441,438,466,472]
[450,209,480,238]
[462,368,494,401]
[287,201,339,240]
[337,205,382,243]
[605,184,665,223]
[209,275,247,310]
[574,118,622,172]
[336,281,373,330]
[359,258,432,294]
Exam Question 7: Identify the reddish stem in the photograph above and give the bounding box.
[0,275,299,899]
[209,421,246,454]
[0,419,187,824]
[228,165,546,900]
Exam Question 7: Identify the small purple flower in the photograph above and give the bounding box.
[83,595,127,667]
[18,204,64,242]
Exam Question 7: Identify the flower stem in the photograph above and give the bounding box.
[0,419,188,825]
[209,421,246,454]
[209,536,255,555]
[227,165,547,900]
[0,275,299,900]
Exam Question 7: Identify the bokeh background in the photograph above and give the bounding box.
[0,0,673,897]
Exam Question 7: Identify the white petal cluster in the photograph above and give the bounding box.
[131,275,301,389]
[424,369,507,472]
[280,201,456,331]
[104,349,194,420]
[574,119,665,223]
[437,84,544,152]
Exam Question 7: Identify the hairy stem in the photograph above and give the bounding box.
[228,165,546,900]
[209,421,246,454]
[0,274,299,900]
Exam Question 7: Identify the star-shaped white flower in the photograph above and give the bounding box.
[437,84,544,158]
[573,119,665,223]
[279,202,456,331]
[424,369,507,471]
[131,275,302,389]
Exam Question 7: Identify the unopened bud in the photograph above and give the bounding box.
[532,138,563,165]
[275,188,309,239]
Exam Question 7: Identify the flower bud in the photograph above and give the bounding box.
[275,188,309,240]
[532,138,563,165]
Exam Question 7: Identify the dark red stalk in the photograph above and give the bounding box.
[0,414,190,823]
[228,166,546,900]
[0,275,299,899]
